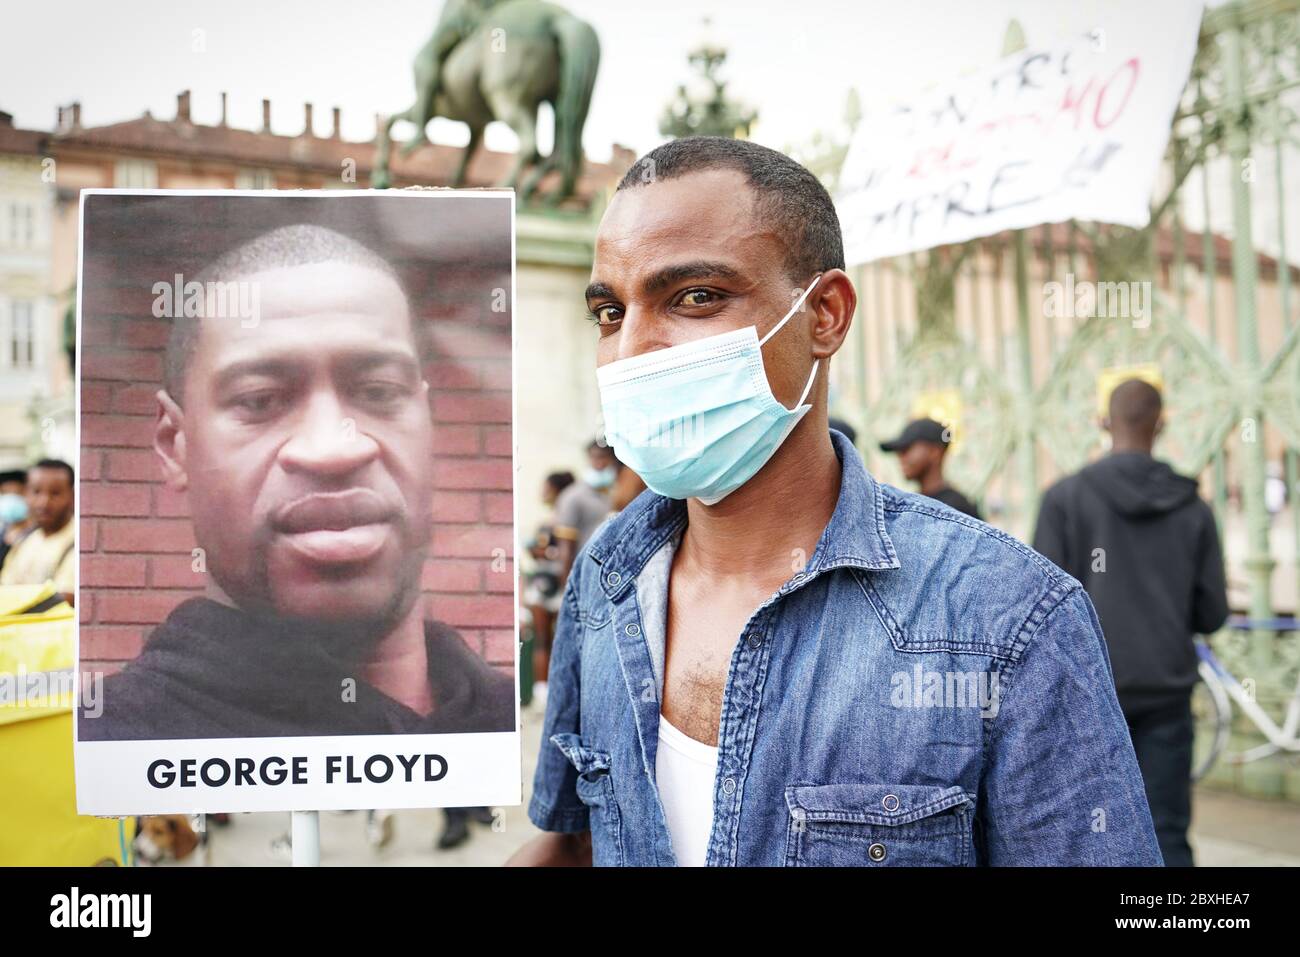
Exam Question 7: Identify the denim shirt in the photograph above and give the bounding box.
[528,430,1162,866]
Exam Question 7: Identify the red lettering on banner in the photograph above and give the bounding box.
[1094,58,1140,129]
[1059,77,1096,130]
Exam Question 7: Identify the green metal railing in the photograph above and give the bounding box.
[834,0,1300,797]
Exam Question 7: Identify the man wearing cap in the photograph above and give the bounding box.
[880,418,982,520]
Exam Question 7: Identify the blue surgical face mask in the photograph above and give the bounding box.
[0,492,27,525]
[597,274,822,505]
[583,465,617,490]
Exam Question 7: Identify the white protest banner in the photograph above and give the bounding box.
[836,0,1204,264]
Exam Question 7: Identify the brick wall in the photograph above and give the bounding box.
[78,192,514,678]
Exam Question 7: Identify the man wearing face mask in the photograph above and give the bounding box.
[509,136,1160,867]
[0,469,31,573]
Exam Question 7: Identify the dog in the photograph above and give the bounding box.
[133,815,211,866]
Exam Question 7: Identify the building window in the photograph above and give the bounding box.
[8,203,34,246]
[235,168,275,190]
[114,160,158,189]
[10,301,35,368]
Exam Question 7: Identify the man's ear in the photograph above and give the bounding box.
[809,268,857,361]
[154,390,189,491]
[1155,416,1165,436]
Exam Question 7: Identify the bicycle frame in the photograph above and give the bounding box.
[1196,641,1300,759]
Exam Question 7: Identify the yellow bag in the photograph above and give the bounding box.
[0,584,133,865]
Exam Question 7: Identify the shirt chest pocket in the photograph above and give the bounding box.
[784,783,972,867]
[550,732,625,867]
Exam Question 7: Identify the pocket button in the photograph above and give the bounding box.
[881,793,900,812]
[868,843,887,862]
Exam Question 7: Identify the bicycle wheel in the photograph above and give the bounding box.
[1191,663,1231,781]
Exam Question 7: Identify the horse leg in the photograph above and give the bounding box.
[400,60,440,156]
[490,99,540,192]
[453,124,484,187]
[375,107,418,188]
[543,150,580,207]
[520,151,558,202]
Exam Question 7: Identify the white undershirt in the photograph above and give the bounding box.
[655,713,720,867]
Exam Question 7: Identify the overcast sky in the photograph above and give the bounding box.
[3,0,1207,164]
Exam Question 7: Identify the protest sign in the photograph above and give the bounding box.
[73,190,519,815]
[836,0,1203,263]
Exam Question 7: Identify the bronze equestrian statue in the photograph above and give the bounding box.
[374,0,600,205]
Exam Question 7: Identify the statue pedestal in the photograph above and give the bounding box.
[515,203,606,543]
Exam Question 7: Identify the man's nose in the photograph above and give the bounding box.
[614,309,675,361]
[277,391,380,477]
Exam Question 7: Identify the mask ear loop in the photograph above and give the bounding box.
[759,273,823,347]
[759,273,824,410]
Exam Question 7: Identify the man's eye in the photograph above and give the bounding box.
[677,288,719,308]
[587,305,623,326]
[233,391,287,418]
[355,382,409,405]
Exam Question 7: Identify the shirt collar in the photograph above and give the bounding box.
[587,428,900,601]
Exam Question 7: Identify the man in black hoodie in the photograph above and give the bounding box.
[1033,378,1229,866]
[78,224,513,742]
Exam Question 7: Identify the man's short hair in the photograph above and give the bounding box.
[0,469,26,487]
[616,136,845,283]
[31,459,74,485]
[163,224,422,402]
[1109,378,1162,434]
[545,471,575,495]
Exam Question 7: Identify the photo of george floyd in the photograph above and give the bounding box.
[74,190,516,745]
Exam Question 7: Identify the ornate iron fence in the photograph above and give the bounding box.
[831,0,1300,797]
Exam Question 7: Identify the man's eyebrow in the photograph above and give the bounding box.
[338,349,422,376]
[585,260,746,303]
[210,358,302,392]
[584,280,616,303]
[210,347,420,390]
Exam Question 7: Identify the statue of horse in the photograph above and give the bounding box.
[374,0,600,206]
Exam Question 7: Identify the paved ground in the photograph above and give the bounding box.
[181,699,1300,867]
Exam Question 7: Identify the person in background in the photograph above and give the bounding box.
[0,460,75,605]
[527,472,575,700]
[1032,378,1229,867]
[525,520,566,676]
[528,473,575,640]
[543,470,576,507]
[0,469,30,572]
[608,463,646,512]
[879,418,981,519]
[552,440,617,589]
[537,455,615,706]
[437,806,497,850]
[827,416,858,447]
